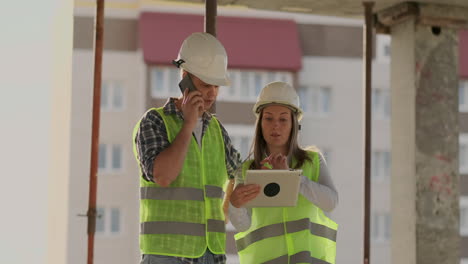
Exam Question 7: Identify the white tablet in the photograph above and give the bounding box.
[244,169,302,207]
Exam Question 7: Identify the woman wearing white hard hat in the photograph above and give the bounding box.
[228,81,339,264]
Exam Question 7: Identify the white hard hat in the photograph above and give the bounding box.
[173,32,230,86]
[253,81,303,121]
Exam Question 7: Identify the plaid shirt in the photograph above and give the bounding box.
[135,98,241,264]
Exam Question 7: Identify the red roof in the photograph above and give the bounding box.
[460,30,468,78]
[139,12,302,71]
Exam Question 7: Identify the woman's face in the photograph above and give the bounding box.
[261,104,292,151]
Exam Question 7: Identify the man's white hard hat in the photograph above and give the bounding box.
[253,81,303,121]
[173,32,230,86]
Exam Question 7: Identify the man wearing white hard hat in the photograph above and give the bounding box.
[228,82,339,264]
[133,32,241,264]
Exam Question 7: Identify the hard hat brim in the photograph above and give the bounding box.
[253,102,303,121]
[181,65,231,86]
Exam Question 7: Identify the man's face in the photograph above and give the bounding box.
[190,74,219,111]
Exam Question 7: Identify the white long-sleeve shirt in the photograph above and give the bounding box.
[229,154,338,232]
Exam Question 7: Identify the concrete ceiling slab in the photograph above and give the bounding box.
[161,0,468,19]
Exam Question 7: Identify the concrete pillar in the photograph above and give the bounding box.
[48,1,74,263]
[382,3,465,264]
[0,1,73,264]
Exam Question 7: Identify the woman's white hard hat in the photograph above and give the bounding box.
[253,81,303,121]
[173,32,230,86]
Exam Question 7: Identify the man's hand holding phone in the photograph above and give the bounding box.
[179,74,204,129]
[180,87,203,129]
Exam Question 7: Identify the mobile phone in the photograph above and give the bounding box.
[178,74,197,93]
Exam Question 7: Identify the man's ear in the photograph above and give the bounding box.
[181,70,188,78]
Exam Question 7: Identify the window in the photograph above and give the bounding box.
[277,72,293,84]
[460,80,468,112]
[299,85,332,116]
[111,145,122,170]
[224,125,254,160]
[235,71,259,101]
[319,87,331,113]
[217,70,294,102]
[461,134,468,174]
[101,80,125,111]
[372,89,390,120]
[98,144,107,170]
[152,67,165,93]
[150,66,180,98]
[110,208,121,233]
[96,207,122,236]
[240,71,250,98]
[376,34,391,63]
[461,197,468,236]
[225,69,238,96]
[231,135,252,160]
[372,151,391,181]
[98,143,123,173]
[96,207,106,233]
[371,212,391,242]
[298,86,313,114]
[150,67,295,103]
[253,72,264,96]
[168,67,180,93]
[267,72,277,84]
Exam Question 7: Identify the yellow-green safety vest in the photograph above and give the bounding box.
[133,108,228,258]
[234,151,338,264]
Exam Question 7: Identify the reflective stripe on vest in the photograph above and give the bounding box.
[265,251,331,264]
[236,218,337,251]
[141,219,226,236]
[140,185,224,200]
[205,185,224,198]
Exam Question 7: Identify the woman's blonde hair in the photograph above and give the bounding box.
[249,106,312,169]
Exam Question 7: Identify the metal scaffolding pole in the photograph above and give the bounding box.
[86,0,105,263]
[205,0,217,37]
[363,2,374,264]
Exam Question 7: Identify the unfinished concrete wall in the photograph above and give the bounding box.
[390,9,461,264]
